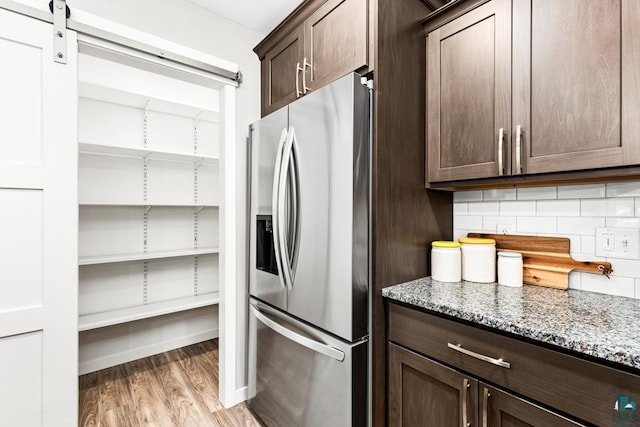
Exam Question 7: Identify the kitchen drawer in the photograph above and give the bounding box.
[388,302,640,426]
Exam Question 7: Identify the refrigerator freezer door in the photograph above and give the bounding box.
[249,107,289,310]
[248,299,367,427]
[286,73,369,341]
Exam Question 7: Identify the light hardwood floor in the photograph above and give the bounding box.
[79,340,262,427]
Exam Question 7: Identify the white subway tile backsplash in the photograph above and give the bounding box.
[454,202,468,215]
[454,191,483,202]
[499,201,536,216]
[568,272,581,290]
[455,216,483,230]
[483,189,516,201]
[453,229,468,241]
[581,198,634,217]
[450,179,640,299]
[606,181,640,198]
[517,186,557,200]
[581,235,596,255]
[581,274,635,298]
[570,253,607,263]
[516,217,556,234]
[467,202,499,216]
[606,258,640,279]
[606,217,640,228]
[557,183,606,199]
[557,217,605,235]
[482,216,517,232]
[536,200,580,217]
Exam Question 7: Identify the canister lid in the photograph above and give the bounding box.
[432,241,461,248]
[498,251,522,258]
[459,237,496,244]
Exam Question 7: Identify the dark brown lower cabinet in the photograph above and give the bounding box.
[481,384,582,427]
[389,343,584,426]
[389,342,477,426]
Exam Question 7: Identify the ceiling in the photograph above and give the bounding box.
[185,0,303,35]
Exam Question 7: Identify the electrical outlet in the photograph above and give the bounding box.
[595,227,640,259]
[497,224,515,234]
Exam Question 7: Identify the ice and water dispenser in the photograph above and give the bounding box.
[256,215,278,275]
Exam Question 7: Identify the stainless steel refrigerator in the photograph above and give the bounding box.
[247,72,370,426]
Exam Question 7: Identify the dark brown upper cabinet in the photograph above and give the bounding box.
[426,0,640,185]
[427,0,511,182]
[255,0,369,117]
[304,0,368,93]
[261,27,305,116]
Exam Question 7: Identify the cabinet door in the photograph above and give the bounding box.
[512,0,640,174]
[304,0,368,92]
[261,26,304,116]
[427,0,511,182]
[481,384,585,427]
[388,343,478,427]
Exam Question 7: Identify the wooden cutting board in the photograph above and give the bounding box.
[467,233,613,290]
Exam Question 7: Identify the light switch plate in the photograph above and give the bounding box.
[595,227,640,259]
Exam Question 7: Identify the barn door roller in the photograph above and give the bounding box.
[49,0,70,64]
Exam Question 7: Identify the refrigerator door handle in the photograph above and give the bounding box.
[272,127,288,289]
[250,303,345,362]
[277,126,297,290]
[288,135,300,279]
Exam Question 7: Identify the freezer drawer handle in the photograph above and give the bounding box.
[250,304,345,362]
[447,343,511,369]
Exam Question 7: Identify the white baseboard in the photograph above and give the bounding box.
[79,328,219,375]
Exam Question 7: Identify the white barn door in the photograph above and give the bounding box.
[0,8,78,427]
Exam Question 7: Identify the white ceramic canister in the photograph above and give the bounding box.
[458,237,496,283]
[431,241,461,283]
[497,251,523,287]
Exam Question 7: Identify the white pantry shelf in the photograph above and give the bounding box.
[78,81,220,122]
[79,201,218,207]
[79,142,219,165]
[79,247,219,265]
[78,292,220,332]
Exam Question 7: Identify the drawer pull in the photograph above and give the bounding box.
[447,343,511,369]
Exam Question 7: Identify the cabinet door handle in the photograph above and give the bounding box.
[295,61,302,97]
[447,343,511,368]
[498,128,504,176]
[482,388,490,427]
[515,125,523,174]
[462,378,470,427]
[302,57,311,94]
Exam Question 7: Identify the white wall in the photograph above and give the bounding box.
[17,0,263,396]
[454,180,640,299]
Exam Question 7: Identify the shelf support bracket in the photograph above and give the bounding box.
[51,0,69,64]
[194,206,205,214]
[193,111,203,155]
[143,100,151,148]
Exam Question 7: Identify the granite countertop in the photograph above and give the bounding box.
[382,277,640,370]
